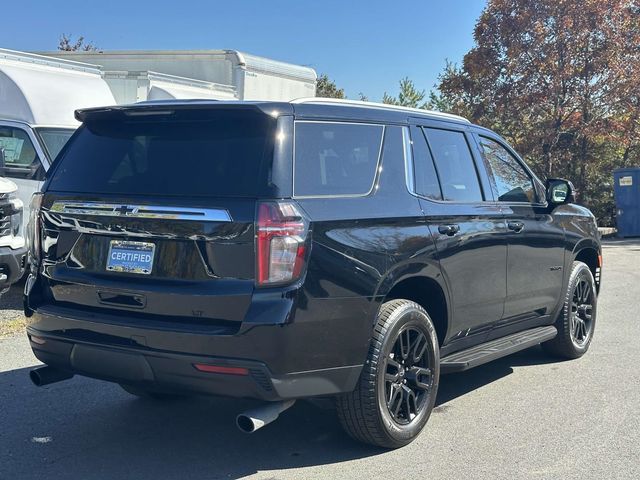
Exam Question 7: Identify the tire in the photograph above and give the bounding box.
[543,261,597,359]
[336,299,440,449]
[119,384,185,400]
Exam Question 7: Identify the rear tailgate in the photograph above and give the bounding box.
[38,194,256,326]
[30,104,292,330]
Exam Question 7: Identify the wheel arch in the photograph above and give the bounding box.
[572,240,601,292]
[376,266,450,347]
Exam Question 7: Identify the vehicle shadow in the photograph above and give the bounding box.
[0,363,377,480]
[435,345,559,407]
[0,343,566,480]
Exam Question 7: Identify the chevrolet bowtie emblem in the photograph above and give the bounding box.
[116,205,136,216]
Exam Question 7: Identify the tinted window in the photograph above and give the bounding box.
[410,125,442,200]
[0,126,43,180]
[424,128,483,202]
[37,128,75,161]
[479,137,536,203]
[47,110,277,197]
[294,122,383,196]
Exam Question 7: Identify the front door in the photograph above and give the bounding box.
[474,134,565,327]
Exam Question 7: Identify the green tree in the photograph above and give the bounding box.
[383,77,427,108]
[436,0,640,225]
[316,73,345,98]
[58,34,98,52]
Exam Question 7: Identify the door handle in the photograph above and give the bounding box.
[438,224,460,236]
[508,221,525,233]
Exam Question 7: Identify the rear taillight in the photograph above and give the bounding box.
[27,192,43,265]
[256,201,309,286]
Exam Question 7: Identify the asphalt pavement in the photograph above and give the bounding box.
[1,239,638,480]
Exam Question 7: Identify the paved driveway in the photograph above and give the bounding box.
[1,239,638,479]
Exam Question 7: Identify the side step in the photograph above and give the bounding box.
[440,325,557,374]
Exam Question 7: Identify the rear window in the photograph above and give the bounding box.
[47,109,277,197]
[294,122,383,197]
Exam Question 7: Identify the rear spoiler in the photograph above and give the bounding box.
[75,101,293,122]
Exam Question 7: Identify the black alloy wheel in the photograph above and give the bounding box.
[337,299,440,448]
[383,326,434,425]
[543,261,597,359]
[570,275,594,347]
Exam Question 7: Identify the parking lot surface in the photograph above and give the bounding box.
[1,239,638,480]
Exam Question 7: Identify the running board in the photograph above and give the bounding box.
[440,326,557,374]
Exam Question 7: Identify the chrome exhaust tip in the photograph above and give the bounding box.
[236,400,296,433]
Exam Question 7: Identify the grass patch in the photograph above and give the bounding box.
[0,317,26,337]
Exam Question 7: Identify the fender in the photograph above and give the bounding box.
[372,259,452,341]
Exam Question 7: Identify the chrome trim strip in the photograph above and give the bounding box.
[402,126,415,195]
[291,98,471,123]
[49,201,232,222]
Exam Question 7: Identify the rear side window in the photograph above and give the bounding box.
[47,109,277,197]
[479,136,537,203]
[294,122,383,197]
[423,128,483,202]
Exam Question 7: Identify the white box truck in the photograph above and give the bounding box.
[43,50,317,101]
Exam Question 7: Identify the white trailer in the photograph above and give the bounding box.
[43,50,317,101]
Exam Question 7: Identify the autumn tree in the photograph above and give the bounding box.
[316,73,345,98]
[437,0,640,224]
[58,34,98,52]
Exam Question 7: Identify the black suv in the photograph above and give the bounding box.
[25,99,601,448]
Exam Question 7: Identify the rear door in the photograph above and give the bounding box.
[409,120,507,348]
[474,133,565,326]
[34,106,288,329]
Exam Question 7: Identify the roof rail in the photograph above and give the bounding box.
[291,97,470,123]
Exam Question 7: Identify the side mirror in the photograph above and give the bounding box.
[546,178,574,205]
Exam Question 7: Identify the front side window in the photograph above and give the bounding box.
[423,128,483,202]
[0,126,43,179]
[479,136,537,203]
[294,122,383,197]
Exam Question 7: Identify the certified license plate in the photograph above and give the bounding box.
[106,240,155,275]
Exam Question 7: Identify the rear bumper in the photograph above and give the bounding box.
[0,244,26,291]
[25,297,371,400]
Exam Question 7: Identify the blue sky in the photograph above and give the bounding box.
[1,0,486,100]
